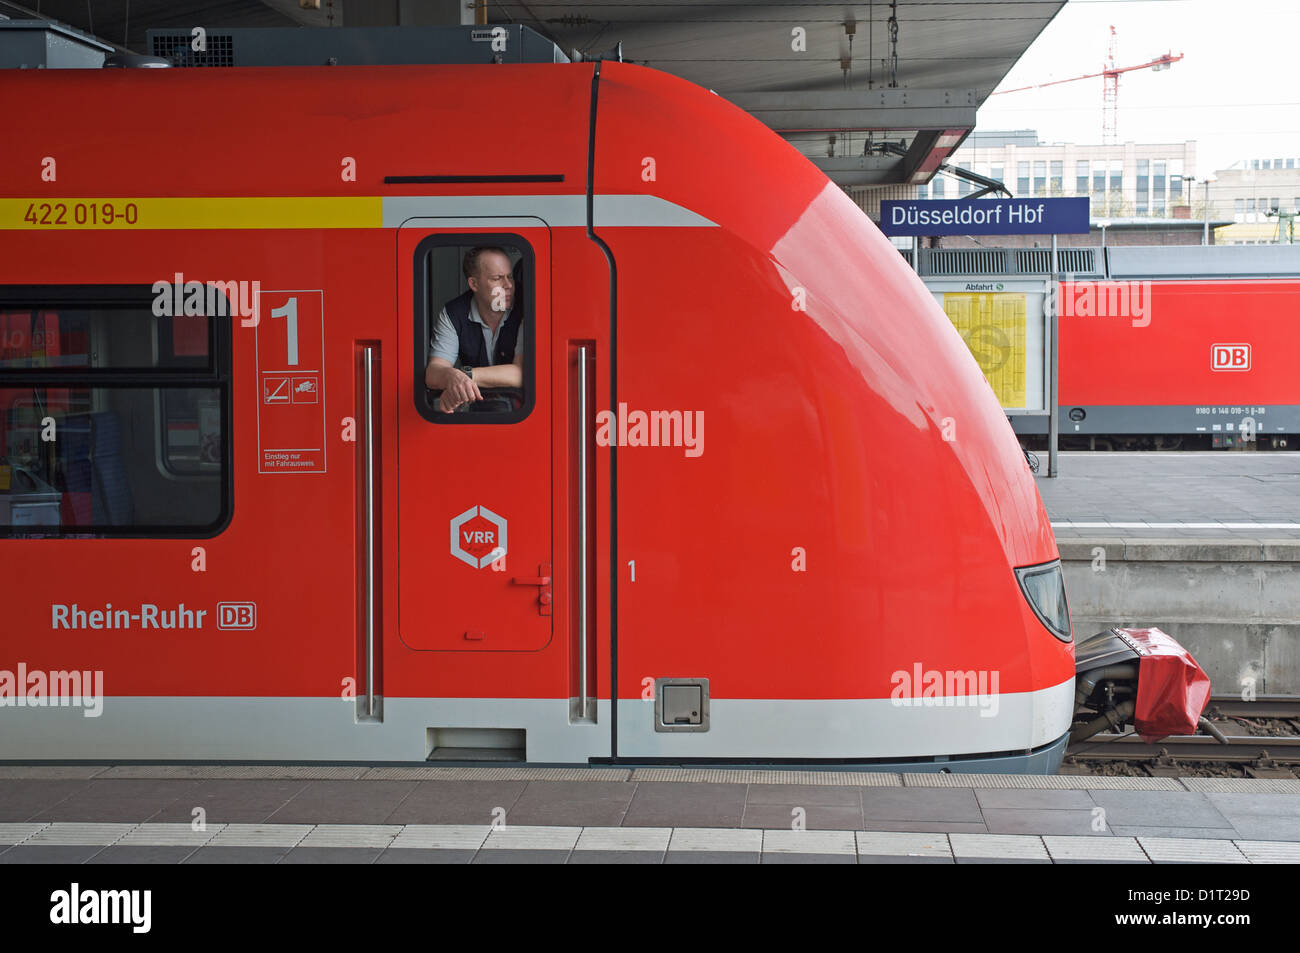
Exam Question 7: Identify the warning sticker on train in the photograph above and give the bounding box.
[256,290,327,473]
[450,506,508,568]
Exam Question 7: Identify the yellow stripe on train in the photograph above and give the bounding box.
[0,197,383,230]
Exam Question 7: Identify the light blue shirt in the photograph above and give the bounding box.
[429,298,521,366]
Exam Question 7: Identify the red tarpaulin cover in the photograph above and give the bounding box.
[1115,627,1213,742]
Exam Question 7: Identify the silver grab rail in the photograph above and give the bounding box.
[363,346,377,718]
[577,345,589,718]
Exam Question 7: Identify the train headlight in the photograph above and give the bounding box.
[1014,561,1072,642]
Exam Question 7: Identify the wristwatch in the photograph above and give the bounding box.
[461,365,474,381]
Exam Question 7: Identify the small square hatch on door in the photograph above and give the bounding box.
[654,677,709,732]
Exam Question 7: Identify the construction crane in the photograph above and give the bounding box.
[990,26,1183,144]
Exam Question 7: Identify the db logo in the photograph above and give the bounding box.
[1212,343,1251,371]
[216,602,257,630]
[450,505,508,569]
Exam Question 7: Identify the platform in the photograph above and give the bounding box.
[1037,451,1300,538]
[1037,452,1300,693]
[2,766,1300,864]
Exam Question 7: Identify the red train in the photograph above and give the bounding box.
[0,35,1207,769]
[1057,249,1300,450]
[922,245,1300,450]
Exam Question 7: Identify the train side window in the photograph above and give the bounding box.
[0,287,230,537]
[0,307,210,372]
[413,235,534,424]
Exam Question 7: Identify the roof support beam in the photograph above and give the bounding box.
[898,129,972,183]
[900,130,942,183]
[810,157,903,187]
[725,88,977,132]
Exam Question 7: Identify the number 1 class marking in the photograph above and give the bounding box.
[628,559,636,581]
[270,297,299,365]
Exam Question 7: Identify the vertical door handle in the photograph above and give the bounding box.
[577,345,590,717]
[361,345,378,719]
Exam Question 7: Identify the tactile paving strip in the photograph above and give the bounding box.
[116,823,224,847]
[762,830,857,855]
[206,824,314,848]
[99,765,369,780]
[629,769,901,785]
[949,833,1051,860]
[856,831,952,858]
[362,766,630,781]
[574,827,671,852]
[1233,840,1300,863]
[483,826,582,850]
[25,823,135,846]
[388,825,490,850]
[903,773,1185,790]
[1180,778,1300,794]
[1042,835,1148,862]
[0,823,48,844]
[298,825,402,849]
[1137,837,1248,864]
[0,766,111,779]
[667,828,764,852]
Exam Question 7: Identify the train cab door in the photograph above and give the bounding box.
[395,224,556,659]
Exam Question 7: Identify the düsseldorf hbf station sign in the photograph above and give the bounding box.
[880,197,1090,236]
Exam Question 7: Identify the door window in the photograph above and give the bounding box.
[414,236,535,424]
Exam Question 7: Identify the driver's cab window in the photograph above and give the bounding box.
[417,236,533,424]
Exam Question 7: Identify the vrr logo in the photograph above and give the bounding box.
[450,505,508,568]
[1212,343,1251,371]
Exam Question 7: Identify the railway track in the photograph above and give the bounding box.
[1066,696,1300,770]
[1204,695,1300,720]
[1068,734,1300,764]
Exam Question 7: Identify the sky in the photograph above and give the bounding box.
[973,0,1300,178]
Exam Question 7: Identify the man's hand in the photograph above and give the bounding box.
[438,368,482,412]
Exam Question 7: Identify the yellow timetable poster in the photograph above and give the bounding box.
[942,292,1027,408]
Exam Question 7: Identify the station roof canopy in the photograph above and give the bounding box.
[497,1,1067,187]
[4,0,1067,187]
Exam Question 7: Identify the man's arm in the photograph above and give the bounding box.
[425,308,481,411]
[467,321,524,388]
[467,352,523,388]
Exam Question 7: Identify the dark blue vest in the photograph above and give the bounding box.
[444,291,522,367]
